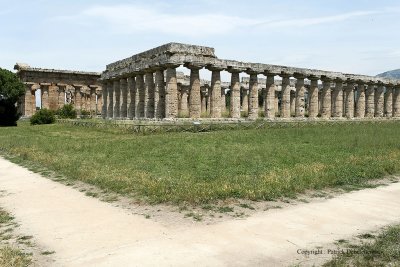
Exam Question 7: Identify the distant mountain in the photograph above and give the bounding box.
[376,69,400,79]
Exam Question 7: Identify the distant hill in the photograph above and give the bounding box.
[376,69,400,79]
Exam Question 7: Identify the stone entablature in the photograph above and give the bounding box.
[100,42,400,121]
[15,63,102,117]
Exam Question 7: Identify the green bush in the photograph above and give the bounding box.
[30,109,55,125]
[56,104,77,119]
[81,110,91,116]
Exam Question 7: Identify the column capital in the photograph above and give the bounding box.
[293,73,306,80]
[227,66,245,73]
[263,70,279,77]
[245,68,260,75]
[184,63,204,70]
[308,75,320,81]
[206,64,224,72]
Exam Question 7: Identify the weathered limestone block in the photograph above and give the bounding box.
[136,74,145,118]
[365,83,375,118]
[295,77,306,118]
[393,87,400,117]
[155,70,165,119]
[102,82,108,119]
[265,75,276,118]
[374,85,384,117]
[241,88,249,114]
[384,87,393,118]
[281,76,291,118]
[229,71,241,119]
[145,72,155,118]
[355,83,365,118]
[165,67,179,119]
[344,82,354,118]
[127,76,136,119]
[120,78,128,118]
[308,78,318,118]
[107,82,114,118]
[248,73,259,120]
[113,80,120,119]
[41,85,49,109]
[188,67,201,119]
[210,70,222,118]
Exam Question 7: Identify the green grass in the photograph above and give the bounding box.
[0,247,31,267]
[324,225,400,266]
[0,121,399,205]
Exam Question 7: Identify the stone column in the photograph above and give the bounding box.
[260,88,265,112]
[118,78,127,119]
[221,88,227,114]
[375,84,384,118]
[97,89,103,115]
[290,90,296,116]
[200,88,207,115]
[179,86,189,116]
[355,82,366,118]
[321,79,332,119]
[107,82,114,119]
[344,82,355,119]
[308,78,320,118]
[74,85,82,115]
[127,76,136,119]
[281,75,291,118]
[58,85,66,108]
[144,71,155,118]
[229,71,241,119]
[22,84,33,116]
[48,84,59,111]
[101,82,108,119]
[188,66,202,119]
[295,76,306,118]
[136,74,145,119]
[206,87,211,115]
[393,87,400,117]
[89,87,95,115]
[248,72,259,120]
[165,67,179,119]
[384,86,393,118]
[41,84,50,109]
[275,91,280,116]
[332,79,343,118]
[366,83,375,118]
[154,70,165,119]
[264,74,276,119]
[209,69,222,118]
[113,80,120,119]
[241,88,249,114]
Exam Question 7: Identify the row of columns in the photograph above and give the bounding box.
[102,67,400,120]
[21,83,102,117]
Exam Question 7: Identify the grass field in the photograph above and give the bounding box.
[324,224,400,267]
[0,121,399,204]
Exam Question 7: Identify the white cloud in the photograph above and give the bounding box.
[79,4,258,36]
[254,11,379,29]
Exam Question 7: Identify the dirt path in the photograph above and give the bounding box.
[1,157,400,266]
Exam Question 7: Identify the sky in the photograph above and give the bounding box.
[1,0,400,81]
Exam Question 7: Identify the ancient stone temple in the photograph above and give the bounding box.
[15,63,102,117]
[101,43,400,120]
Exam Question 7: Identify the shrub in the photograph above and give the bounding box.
[0,99,20,126]
[56,104,77,119]
[30,109,55,125]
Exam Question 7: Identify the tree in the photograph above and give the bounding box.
[0,68,25,126]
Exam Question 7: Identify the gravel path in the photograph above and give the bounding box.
[0,157,399,266]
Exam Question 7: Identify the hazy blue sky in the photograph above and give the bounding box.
[1,0,399,80]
